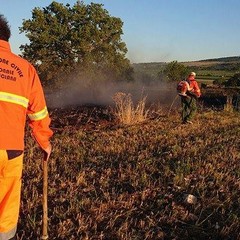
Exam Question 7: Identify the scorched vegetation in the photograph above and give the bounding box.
[18,106,240,240]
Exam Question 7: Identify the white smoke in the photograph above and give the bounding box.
[46,73,179,110]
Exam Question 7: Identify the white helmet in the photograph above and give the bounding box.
[190,72,196,77]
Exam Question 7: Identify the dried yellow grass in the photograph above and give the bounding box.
[113,92,149,125]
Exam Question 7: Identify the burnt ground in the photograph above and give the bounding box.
[49,104,166,133]
[49,105,116,132]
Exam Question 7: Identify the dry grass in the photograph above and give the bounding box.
[17,108,240,240]
[112,92,149,125]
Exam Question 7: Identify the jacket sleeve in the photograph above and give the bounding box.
[192,81,201,97]
[26,65,53,150]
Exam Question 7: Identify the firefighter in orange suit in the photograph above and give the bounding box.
[181,72,201,124]
[0,15,53,240]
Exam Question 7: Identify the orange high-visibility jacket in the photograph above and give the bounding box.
[0,40,53,150]
[187,76,201,97]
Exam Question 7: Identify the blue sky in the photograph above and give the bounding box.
[1,0,240,63]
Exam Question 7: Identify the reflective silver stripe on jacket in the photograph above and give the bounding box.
[0,225,16,240]
[0,91,29,108]
[28,106,48,121]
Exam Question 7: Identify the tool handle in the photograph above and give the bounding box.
[42,159,48,239]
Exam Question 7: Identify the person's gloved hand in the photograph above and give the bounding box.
[43,144,52,161]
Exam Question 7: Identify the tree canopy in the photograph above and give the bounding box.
[19,1,133,87]
[159,61,189,82]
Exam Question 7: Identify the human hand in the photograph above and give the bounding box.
[43,144,52,161]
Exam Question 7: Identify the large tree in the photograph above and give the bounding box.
[19,1,133,87]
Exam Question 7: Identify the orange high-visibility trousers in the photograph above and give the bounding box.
[0,150,23,240]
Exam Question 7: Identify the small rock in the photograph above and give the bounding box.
[184,194,197,204]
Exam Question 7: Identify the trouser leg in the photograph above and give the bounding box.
[181,97,190,122]
[187,98,197,121]
[0,150,23,240]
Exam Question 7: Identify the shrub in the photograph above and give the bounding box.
[224,73,240,87]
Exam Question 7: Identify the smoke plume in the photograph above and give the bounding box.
[46,71,179,110]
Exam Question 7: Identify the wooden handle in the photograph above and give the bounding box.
[42,160,48,239]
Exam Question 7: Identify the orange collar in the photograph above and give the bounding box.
[0,40,11,52]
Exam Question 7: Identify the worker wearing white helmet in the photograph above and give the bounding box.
[181,72,201,124]
[190,72,196,77]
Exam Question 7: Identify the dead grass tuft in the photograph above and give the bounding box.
[112,92,149,125]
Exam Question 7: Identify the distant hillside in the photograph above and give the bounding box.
[133,56,240,66]
[132,56,240,68]
[183,56,240,68]
[183,57,240,82]
[198,56,240,62]
[132,56,240,83]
